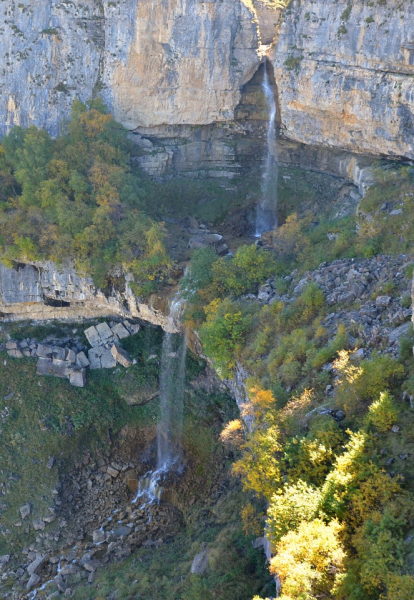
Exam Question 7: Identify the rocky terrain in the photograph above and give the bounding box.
[3,319,141,388]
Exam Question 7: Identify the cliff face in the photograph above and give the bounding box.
[0,0,260,137]
[271,0,414,159]
[1,0,413,159]
[0,262,178,331]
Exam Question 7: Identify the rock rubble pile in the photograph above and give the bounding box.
[3,320,140,388]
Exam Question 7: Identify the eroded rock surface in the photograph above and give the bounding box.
[0,262,177,331]
[0,0,260,136]
[1,0,413,161]
[271,0,414,159]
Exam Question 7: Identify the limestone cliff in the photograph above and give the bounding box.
[0,0,413,160]
[0,262,178,331]
[271,0,414,159]
[0,0,260,137]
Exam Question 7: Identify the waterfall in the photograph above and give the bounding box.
[255,59,278,236]
[133,292,187,505]
[157,295,187,470]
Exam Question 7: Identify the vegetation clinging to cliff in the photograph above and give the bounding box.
[0,99,171,294]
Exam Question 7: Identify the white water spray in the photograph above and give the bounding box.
[256,60,278,236]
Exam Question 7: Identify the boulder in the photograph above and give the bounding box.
[20,504,31,519]
[92,529,105,544]
[52,346,66,361]
[33,518,45,531]
[65,348,76,363]
[111,344,132,368]
[36,344,54,359]
[96,322,113,342]
[123,321,140,335]
[88,348,102,370]
[5,341,18,350]
[350,348,365,361]
[7,348,23,358]
[111,323,130,339]
[27,555,46,576]
[36,357,71,379]
[376,295,391,307]
[107,466,119,478]
[114,525,132,538]
[100,347,116,369]
[84,325,101,347]
[76,351,90,368]
[69,369,86,388]
[26,573,41,591]
[191,549,209,574]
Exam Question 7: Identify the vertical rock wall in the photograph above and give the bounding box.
[0,0,260,137]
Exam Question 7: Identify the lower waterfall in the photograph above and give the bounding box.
[134,293,187,505]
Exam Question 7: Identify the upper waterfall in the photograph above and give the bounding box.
[256,60,278,236]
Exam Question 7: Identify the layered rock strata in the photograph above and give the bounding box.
[0,262,178,331]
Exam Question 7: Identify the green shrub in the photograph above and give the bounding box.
[367,391,398,432]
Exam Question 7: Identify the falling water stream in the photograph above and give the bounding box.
[255,59,278,236]
[133,293,187,506]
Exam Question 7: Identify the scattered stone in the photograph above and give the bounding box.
[111,323,130,339]
[26,573,41,591]
[0,555,10,565]
[20,504,31,519]
[391,425,401,433]
[46,456,55,469]
[111,344,132,368]
[191,549,209,574]
[33,518,45,531]
[69,369,86,388]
